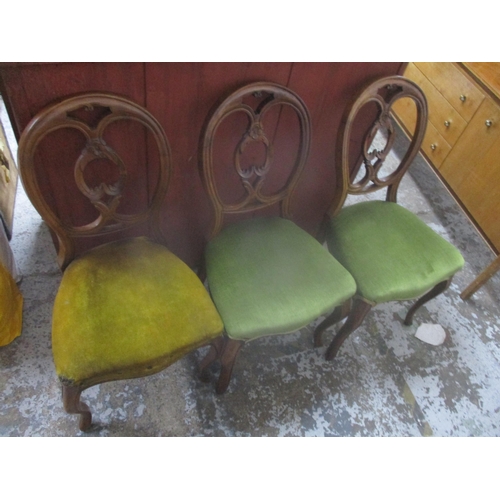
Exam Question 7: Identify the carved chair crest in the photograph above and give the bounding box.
[18,93,171,269]
[200,82,311,238]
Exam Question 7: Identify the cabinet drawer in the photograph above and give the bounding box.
[421,120,452,167]
[405,63,467,147]
[439,96,500,182]
[414,62,485,122]
[392,94,451,168]
[439,96,500,249]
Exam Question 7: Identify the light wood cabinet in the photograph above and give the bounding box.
[393,62,500,298]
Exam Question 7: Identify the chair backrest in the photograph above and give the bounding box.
[199,82,311,238]
[18,92,172,270]
[328,76,428,217]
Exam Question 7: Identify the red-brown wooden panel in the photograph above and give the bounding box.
[1,63,148,256]
[0,62,405,267]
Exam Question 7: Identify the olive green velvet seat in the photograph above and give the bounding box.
[206,217,356,341]
[53,237,223,385]
[325,201,464,305]
[17,92,224,431]
[314,76,464,361]
[198,82,357,393]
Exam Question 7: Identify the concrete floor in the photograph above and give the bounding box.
[1,99,499,437]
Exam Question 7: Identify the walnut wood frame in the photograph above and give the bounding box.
[329,76,428,218]
[18,92,219,431]
[200,81,311,239]
[198,82,314,393]
[18,92,171,270]
[316,77,458,360]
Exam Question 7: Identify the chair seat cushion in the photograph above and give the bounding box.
[326,201,464,304]
[52,237,224,384]
[205,217,356,341]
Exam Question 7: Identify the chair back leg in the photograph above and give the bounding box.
[325,300,372,361]
[199,336,225,382]
[216,338,245,395]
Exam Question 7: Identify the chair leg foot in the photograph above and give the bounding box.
[216,338,244,395]
[313,300,351,347]
[404,278,452,326]
[325,300,372,361]
[62,385,92,432]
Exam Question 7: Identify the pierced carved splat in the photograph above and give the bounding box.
[330,77,428,217]
[232,116,275,211]
[73,137,128,234]
[18,93,171,269]
[201,82,311,238]
[351,110,396,193]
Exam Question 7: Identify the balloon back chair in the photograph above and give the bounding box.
[314,76,464,360]
[18,93,224,431]
[198,82,357,394]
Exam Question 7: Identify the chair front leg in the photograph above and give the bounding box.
[62,385,92,432]
[325,299,372,361]
[404,278,452,326]
[314,299,351,347]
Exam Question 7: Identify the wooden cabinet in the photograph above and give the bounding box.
[393,62,500,298]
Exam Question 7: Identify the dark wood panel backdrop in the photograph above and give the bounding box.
[0,62,405,267]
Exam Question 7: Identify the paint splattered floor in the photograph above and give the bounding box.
[1,101,499,437]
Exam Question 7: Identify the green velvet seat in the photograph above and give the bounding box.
[206,217,356,341]
[326,201,464,305]
[314,76,465,361]
[198,82,357,393]
[53,237,224,385]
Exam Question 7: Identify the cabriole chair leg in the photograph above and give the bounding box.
[314,300,351,347]
[216,338,244,395]
[62,385,92,432]
[404,278,452,326]
[199,336,225,382]
[325,299,372,361]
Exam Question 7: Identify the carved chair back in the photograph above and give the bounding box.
[329,76,428,217]
[199,82,311,239]
[18,93,172,270]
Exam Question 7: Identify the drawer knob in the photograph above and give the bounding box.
[460,95,467,102]
[486,119,493,127]
[444,120,451,127]
[430,144,437,151]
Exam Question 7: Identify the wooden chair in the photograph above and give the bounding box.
[314,76,465,360]
[198,82,357,393]
[17,93,224,431]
